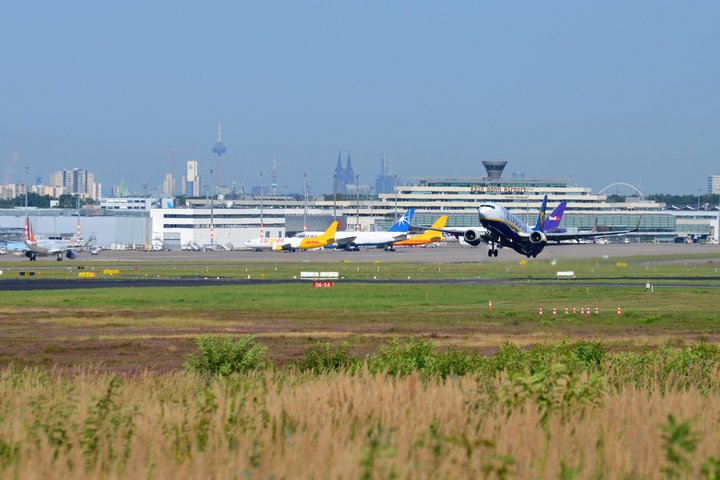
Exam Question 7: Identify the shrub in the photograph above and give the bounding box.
[435,347,485,378]
[185,335,268,377]
[368,339,437,376]
[298,342,359,374]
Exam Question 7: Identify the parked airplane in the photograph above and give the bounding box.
[243,236,290,251]
[272,221,341,251]
[290,209,416,251]
[544,201,567,232]
[335,208,416,250]
[439,196,637,258]
[24,218,77,261]
[393,215,448,247]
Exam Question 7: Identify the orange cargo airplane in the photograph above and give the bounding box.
[393,215,448,247]
[273,221,340,251]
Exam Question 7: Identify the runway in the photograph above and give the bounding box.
[2,275,720,291]
[1,242,718,264]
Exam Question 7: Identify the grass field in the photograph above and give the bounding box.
[2,252,720,283]
[1,257,719,371]
[2,255,720,478]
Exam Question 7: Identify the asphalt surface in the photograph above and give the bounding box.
[1,242,719,291]
[1,242,718,264]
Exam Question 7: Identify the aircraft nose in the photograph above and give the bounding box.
[477,207,491,220]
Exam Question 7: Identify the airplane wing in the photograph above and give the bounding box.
[436,226,487,238]
[335,236,357,246]
[545,224,640,243]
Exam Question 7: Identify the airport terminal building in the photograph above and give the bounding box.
[1,161,718,250]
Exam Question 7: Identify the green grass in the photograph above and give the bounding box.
[1,282,718,331]
[1,253,720,282]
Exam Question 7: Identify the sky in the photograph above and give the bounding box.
[1,1,719,195]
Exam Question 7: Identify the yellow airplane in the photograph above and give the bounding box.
[273,221,340,251]
[393,215,448,247]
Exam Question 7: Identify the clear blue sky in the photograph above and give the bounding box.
[2,1,718,195]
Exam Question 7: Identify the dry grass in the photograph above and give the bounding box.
[2,367,720,479]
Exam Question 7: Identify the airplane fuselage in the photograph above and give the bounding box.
[478,203,547,257]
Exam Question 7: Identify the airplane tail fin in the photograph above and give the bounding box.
[25,218,37,243]
[428,215,448,232]
[317,221,339,242]
[388,208,415,233]
[544,201,567,231]
[533,195,548,231]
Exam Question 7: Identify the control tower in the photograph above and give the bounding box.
[482,160,507,180]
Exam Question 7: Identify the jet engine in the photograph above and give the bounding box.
[529,231,547,244]
[66,250,77,259]
[463,229,484,247]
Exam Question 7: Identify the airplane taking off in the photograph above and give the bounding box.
[439,196,638,258]
[456,201,568,246]
[393,215,448,247]
[24,218,77,261]
[272,221,341,251]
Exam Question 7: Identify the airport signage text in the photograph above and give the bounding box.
[470,185,528,194]
[313,281,334,288]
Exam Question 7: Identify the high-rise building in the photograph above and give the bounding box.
[708,175,720,195]
[162,174,175,196]
[49,168,101,199]
[375,157,395,195]
[185,160,200,197]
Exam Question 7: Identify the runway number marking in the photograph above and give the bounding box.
[313,281,334,288]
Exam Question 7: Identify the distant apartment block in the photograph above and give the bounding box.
[162,173,176,196]
[0,184,26,201]
[49,168,102,200]
[183,160,201,197]
[709,175,720,195]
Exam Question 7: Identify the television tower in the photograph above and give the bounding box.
[212,121,227,192]
[271,159,278,196]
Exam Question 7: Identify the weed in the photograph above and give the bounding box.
[298,341,359,374]
[184,335,268,377]
[660,414,698,479]
[80,376,137,471]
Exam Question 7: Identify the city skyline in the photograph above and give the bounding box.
[2,2,719,195]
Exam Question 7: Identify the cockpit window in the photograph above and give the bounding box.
[479,204,495,209]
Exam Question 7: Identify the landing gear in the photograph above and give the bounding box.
[56,253,63,262]
[30,252,37,262]
[487,245,499,257]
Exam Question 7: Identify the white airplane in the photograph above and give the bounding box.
[296,208,415,251]
[245,221,342,252]
[438,195,638,258]
[243,236,290,251]
[446,201,569,248]
[24,218,78,261]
